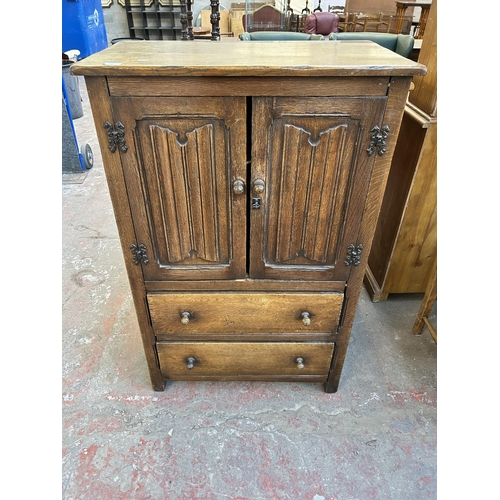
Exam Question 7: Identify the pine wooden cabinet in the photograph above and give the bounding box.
[72,40,425,392]
[364,0,437,302]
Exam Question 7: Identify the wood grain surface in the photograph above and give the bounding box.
[148,292,344,334]
[157,341,335,378]
[71,40,427,78]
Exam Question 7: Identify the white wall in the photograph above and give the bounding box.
[102,2,130,42]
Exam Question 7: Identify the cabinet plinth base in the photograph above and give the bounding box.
[363,265,389,302]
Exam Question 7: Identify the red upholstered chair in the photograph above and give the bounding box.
[304,12,339,35]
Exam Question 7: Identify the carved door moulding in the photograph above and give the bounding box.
[101,0,113,7]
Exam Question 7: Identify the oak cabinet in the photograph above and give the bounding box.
[72,40,425,392]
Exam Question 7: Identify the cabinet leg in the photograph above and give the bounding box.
[153,380,166,391]
[324,378,339,393]
[146,355,165,391]
[371,291,389,303]
[363,265,389,302]
[324,346,341,393]
[412,256,437,340]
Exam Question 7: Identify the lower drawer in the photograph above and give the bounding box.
[157,341,334,380]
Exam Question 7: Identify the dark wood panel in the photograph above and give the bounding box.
[107,76,391,97]
[146,123,224,264]
[250,96,387,281]
[112,96,247,281]
[145,279,346,292]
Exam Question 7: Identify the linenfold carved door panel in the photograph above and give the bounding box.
[250,96,387,281]
[111,97,247,281]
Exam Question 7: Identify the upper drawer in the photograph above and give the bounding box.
[147,292,344,335]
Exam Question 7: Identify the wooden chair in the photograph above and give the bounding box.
[336,12,358,32]
[355,12,392,33]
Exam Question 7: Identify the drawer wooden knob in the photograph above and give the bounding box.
[186,356,196,369]
[180,311,191,325]
[296,357,305,370]
[300,312,311,326]
[233,179,245,195]
[252,178,265,195]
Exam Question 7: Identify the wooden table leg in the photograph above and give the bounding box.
[413,255,437,342]
[393,2,407,34]
[414,5,430,39]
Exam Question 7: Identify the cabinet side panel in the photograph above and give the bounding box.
[367,110,427,288]
[384,122,437,292]
[409,0,437,116]
[84,77,164,391]
[326,77,413,393]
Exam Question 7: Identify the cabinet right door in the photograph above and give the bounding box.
[250,96,387,281]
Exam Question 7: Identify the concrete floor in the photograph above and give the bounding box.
[62,79,437,499]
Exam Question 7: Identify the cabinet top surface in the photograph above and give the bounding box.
[71,40,426,78]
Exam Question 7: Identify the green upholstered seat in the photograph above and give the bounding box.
[328,32,414,58]
[239,31,325,41]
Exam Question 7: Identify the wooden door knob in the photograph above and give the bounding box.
[300,312,311,326]
[186,356,196,369]
[233,179,245,195]
[180,311,191,324]
[296,357,305,370]
[252,178,265,194]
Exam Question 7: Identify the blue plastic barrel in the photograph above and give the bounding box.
[62,0,108,59]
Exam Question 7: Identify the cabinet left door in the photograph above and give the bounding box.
[110,97,247,281]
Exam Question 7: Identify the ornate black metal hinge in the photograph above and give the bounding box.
[104,121,128,153]
[130,244,149,265]
[345,244,363,266]
[367,125,390,156]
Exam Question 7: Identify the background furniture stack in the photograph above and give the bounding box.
[393,0,432,38]
[364,0,436,302]
[124,0,224,40]
[332,0,419,34]
[124,0,186,40]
